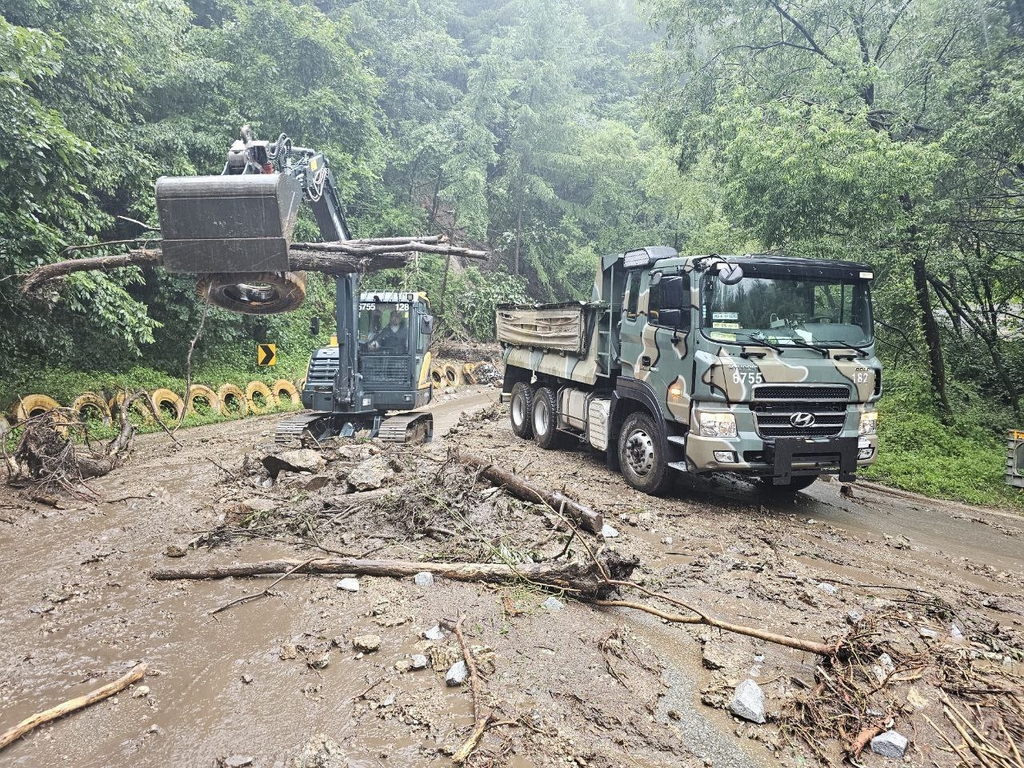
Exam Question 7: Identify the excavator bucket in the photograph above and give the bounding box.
[155,174,304,274]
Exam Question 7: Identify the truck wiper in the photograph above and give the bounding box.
[816,340,871,358]
[736,331,784,355]
[783,336,830,358]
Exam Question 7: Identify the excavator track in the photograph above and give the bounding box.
[274,412,335,445]
[378,412,433,444]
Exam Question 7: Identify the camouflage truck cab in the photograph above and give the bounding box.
[498,247,881,496]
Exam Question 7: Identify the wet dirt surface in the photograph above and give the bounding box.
[1,385,1023,767]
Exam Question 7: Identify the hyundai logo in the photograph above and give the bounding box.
[790,412,816,428]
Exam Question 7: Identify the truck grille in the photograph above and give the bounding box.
[753,384,850,401]
[753,402,847,439]
[363,356,410,385]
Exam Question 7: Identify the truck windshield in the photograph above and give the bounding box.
[701,274,872,347]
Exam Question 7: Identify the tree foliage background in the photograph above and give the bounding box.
[3,0,1024,497]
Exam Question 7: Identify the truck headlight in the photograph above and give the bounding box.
[698,412,737,438]
[859,411,878,436]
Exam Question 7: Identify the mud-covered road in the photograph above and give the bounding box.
[1,385,1022,768]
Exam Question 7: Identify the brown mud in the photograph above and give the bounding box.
[1,385,1022,767]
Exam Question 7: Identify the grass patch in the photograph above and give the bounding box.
[861,371,1024,510]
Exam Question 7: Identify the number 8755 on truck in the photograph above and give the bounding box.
[497,247,881,496]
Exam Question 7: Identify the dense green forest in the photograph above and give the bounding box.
[2,0,1024,504]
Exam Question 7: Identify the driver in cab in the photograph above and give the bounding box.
[369,309,408,353]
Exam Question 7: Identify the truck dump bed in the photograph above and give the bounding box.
[496,302,592,355]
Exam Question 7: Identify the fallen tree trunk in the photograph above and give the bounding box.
[21,238,488,294]
[0,663,147,751]
[459,452,603,534]
[151,553,638,599]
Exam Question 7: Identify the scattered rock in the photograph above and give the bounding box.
[816,582,839,596]
[601,524,619,538]
[336,577,359,593]
[291,734,347,768]
[728,679,766,724]
[222,756,253,768]
[424,625,445,641]
[241,674,254,685]
[950,623,965,642]
[353,635,381,653]
[262,449,325,478]
[308,653,331,670]
[846,610,864,626]
[394,658,413,673]
[701,643,730,670]
[541,596,564,611]
[280,644,298,660]
[918,627,937,640]
[872,652,895,682]
[346,456,394,491]
[304,475,333,492]
[164,545,186,558]
[131,685,150,698]
[445,661,469,686]
[410,654,429,670]
[661,536,674,545]
[871,730,909,758]
[413,572,434,587]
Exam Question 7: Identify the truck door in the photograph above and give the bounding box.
[619,270,650,380]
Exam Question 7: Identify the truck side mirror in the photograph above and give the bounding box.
[310,316,320,336]
[718,263,743,285]
[421,315,435,335]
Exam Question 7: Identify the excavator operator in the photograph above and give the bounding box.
[369,310,408,353]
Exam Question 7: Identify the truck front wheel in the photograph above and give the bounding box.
[532,387,560,449]
[618,412,673,495]
[509,382,535,439]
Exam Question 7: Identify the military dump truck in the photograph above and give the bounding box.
[497,246,881,495]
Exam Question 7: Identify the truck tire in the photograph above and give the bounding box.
[509,382,534,439]
[531,386,561,449]
[272,379,301,406]
[70,392,112,427]
[618,411,673,495]
[217,384,248,417]
[12,394,61,422]
[186,384,222,415]
[149,388,185,425]
[245,381,276,413]
[196,271,307,315]
[756,476,817,495]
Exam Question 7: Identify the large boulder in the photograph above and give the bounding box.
[262,449,325,478]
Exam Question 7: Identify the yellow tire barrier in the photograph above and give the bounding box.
[462,362,479,385]
[245,381,275,414]
[149,388,185,425]
[217,384,248,417]
[430,365,446,388]
[186,384,222,415]
[0,414,10,441]
[443,363,460,387]
[272,379,301,406]
[108,392,155,424]
[70,392,112,427]
[11,394,62,422]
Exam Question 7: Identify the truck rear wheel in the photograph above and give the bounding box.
[509,382,534,439]
[618,411,673,495]
[531,386,560,449]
